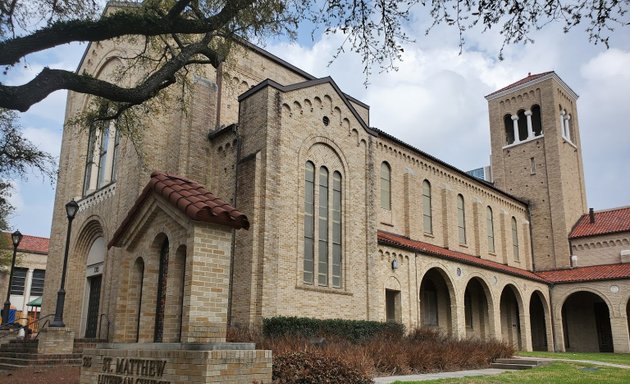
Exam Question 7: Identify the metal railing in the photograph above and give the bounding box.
[0,314,55,342]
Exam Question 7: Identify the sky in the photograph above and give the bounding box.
[2,5,630,238]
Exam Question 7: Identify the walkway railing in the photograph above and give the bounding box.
[0,314,55,342]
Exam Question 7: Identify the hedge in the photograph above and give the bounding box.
[262,316,404,342]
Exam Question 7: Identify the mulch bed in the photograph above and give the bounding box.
[1,366,80,384]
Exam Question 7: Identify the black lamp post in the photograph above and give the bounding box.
[50,200,79,328]
[2,230,23,326]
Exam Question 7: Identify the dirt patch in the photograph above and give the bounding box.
[0,366,80,384]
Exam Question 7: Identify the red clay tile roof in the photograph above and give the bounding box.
[569,206,630,239]
[536,263,630,283]
[485,71,555,98]
[109,171,249,248]
[1,232,49,254]
[378,231,547,283]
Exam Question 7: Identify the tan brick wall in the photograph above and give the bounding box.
[570,232,630,266]
[374,139,532,271]
[42,36,314,338]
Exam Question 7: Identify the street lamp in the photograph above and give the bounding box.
[2,230,23,326]
[50,200,79,328]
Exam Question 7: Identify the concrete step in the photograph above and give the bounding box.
[0,352,82,360]
[494,358,541,366]
[0,356,81,369]
[491,358,545,370]
[0,362,26,371]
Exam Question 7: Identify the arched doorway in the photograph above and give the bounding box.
[464,277,491,340]
[562,291,612,352]
[500,285,523,349]
[419,268,453,335]
[82,236,106,339]
[529,291,548,351]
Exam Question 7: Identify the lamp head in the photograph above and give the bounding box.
[11,230,23,248]
[66,199,79,220]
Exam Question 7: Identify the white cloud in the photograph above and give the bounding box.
[22,126,63,158]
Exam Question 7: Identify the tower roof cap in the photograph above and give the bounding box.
[485,71,578,101]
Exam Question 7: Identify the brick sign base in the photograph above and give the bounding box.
[80,343,272,384]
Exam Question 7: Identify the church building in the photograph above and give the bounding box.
[41,6,630,355]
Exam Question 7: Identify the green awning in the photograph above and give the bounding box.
[27,296,41,307]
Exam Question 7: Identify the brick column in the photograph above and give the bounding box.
[520,302,533,351]
[21,268,34,322]
[180,224,233,343]
[611,314,630,353]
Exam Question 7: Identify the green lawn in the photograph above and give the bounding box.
[517,351,630,366]
[392,362,630,384]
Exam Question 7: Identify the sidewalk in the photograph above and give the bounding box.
[373,368,507,383]
[373,356,630,383]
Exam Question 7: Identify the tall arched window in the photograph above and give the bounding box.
[303,162,315,284]
[332,171,342,288]
[133,257,145,342]
[318,167,329,286]
[154,238,169,342]
[487,206,495,253]
[304,162,343,288]
[457,194,466,244]
[517,109,528,141]
[504,114,515,145]
[422,180,433,234]
[531,105,542,136]
[512,217,519,261]
[381,162,391,210]
[83,122,121,195]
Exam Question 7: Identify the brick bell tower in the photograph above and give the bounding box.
[486,72,587,271]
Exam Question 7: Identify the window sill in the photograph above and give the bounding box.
[381,221,394,227]
[561,136,577,149]
[423,232,434,238]
[296,284,353,296]
[502,135,543,150]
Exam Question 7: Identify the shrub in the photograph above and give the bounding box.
[262,316,404,342]
[229,321,515,381]
[273,351,373,384]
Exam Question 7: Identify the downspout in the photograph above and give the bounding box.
[227,125,242,326]
[215,62,223,129]
[527,206,536,272]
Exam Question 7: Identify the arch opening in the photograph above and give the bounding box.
[500,285,523,349]
[419,268,453,335]
[464,277,490,340]
[529,291,548,351]
[562,291,612,352]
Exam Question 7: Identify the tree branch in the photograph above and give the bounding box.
[0,35,218,112]
[0,0,255,66]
